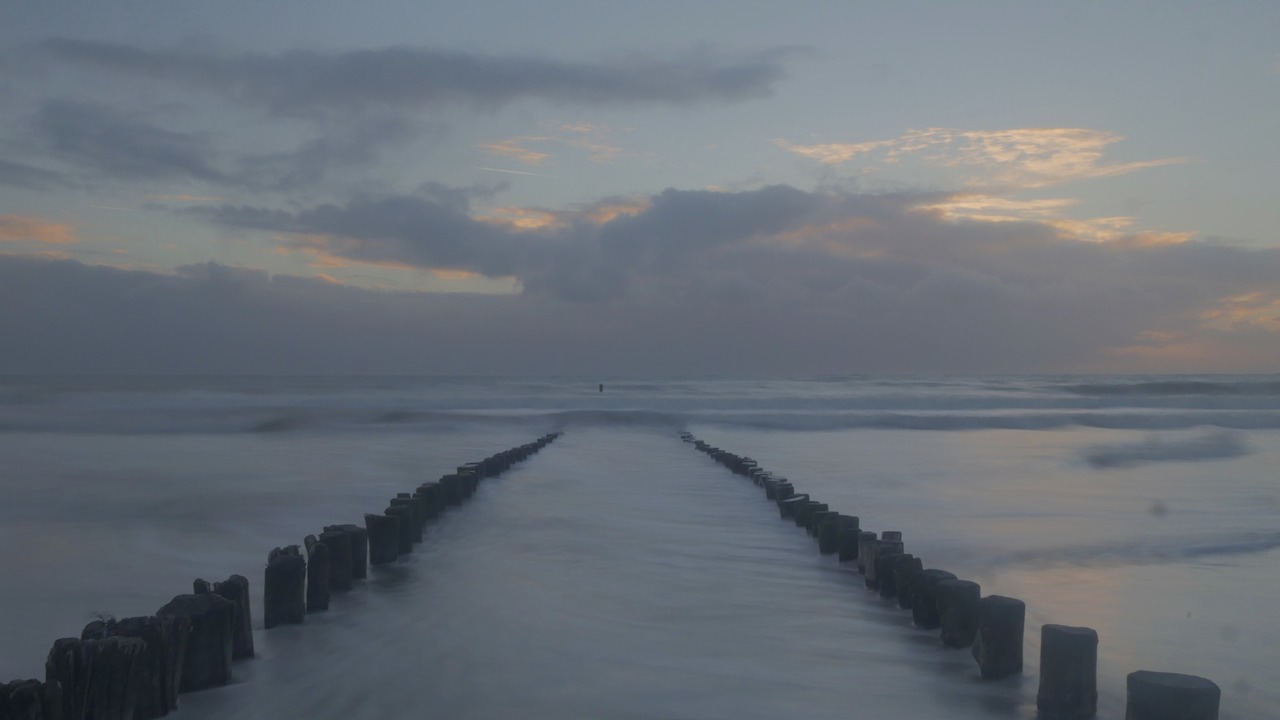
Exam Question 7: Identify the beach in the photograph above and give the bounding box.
[1,375,1277,718]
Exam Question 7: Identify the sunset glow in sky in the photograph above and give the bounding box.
[1,2,1278,374]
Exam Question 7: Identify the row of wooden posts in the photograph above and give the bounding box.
[682,432,1223,720]
[0,433,560,720]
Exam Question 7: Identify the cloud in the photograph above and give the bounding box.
[776,127,1185,190]
[478,123,625,166]
[142,194,224,203]
[36,99,226,183]
[166,181,1280,373]
[478,137,552,165]
[0,214,79,245]
[0,158,67,189]
[39,39,792,116]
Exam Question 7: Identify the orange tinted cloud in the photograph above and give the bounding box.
[142,194,224,202]
[478,137,551,165]
[776,127,1185,189]
[0,215,80,245]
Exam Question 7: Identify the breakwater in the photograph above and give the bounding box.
[682,431,1223,720]
[0,433,559,720]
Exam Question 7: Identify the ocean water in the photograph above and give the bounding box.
[1,375,1277,718]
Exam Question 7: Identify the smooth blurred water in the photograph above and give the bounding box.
[1,376,1277,718]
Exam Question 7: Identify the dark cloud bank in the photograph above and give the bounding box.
[5,185,1278,375]
[39,39,791,115]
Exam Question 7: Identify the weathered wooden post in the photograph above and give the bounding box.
[893,554,920,608]
[156,593,234,692]
[318,530,354,592]
[936,579,981,648]
[364,513,400,566]
[911,569,957,628]
[876,547,906,599]
[856,531,878,573]
[264,545,306,627]
[45,637,89,719]
[1037,624,1098,719]
[778,494,810,519]
[324,524,369,580]
[794,501,828,528]
[836,516,862,562]
[866,540,903,590]
[1,679,61,720]
[383,505,415,555]
[807,510,836,537]
[971,595,1025,679]
[817,514,848,554]
[209,575,254,660]
[391,494,425,542]
[1125,671,1219,720]
[303,535,330,613]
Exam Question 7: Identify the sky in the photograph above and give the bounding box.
[1,1,1278,375]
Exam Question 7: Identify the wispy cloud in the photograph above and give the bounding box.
[143,193,225,203]
[0,214,80,245]
[477,137,552,165]
[776,127,1185,190]
[40,40,793,116]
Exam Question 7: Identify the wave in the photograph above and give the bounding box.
[987,531,1280,570]
[1062,379,1280,397]
[1080,430,1255,468]
[3,405,1280,435]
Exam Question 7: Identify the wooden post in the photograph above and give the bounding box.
[155,593,234,692]
[971,595,1025,680]
[318,530,354,591]
[1037,624,1098,719]
[911,569,957,629]
[211,575,255,659]
[303,535,330,612]
[364,513,400,566]
[324,524,369,580]
[1125,671,1219,720]
[264,545,306,627]
[936,579,981,648]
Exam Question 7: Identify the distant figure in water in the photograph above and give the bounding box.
[599,383,604,393]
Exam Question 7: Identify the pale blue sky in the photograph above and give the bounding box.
[1,2,1277,374]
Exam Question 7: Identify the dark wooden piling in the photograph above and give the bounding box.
[911,569,957,629]
[264,545,306,628]
[856,531,878,573]
[364,512,400,566]
[45,637,89,720]
[303,535,330,613]
[836,516,862,561]
[807,510,836,537]
[866,539,903,590]
[208,575,254,659]
[414,484,444,521]
[876,547,905,599]
[971,595,1025,680]
[1125,671,1219,720]
[893,554,920,608]
[318,530,354,591]
[390,496,425,542]
[778,494,810,519]
[936,579,982,648]
[0,678,60,720]
[817,513,847,554]
[1037,624,1098,719]
[155,593,233,692]
[324,524,369,580]
[81,615,190,719]
[794,501,827,528]
[383,505,415,554]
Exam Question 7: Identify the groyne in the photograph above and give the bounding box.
[0,433,559,720]
[682,431,1222,720]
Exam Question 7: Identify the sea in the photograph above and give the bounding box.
[1,375,1277,719]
